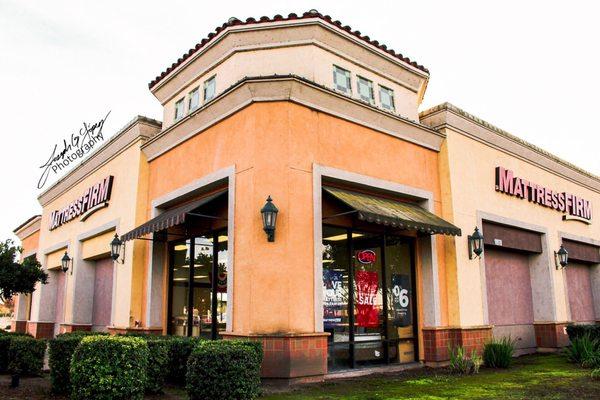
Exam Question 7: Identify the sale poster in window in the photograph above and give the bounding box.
[323,270,344,328]
[391,274,411,327]
[355,270,379,328]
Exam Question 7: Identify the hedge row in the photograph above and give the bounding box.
[48,331,109,394]
[48,333,263,399]
[0,331,44,376]
[49,332,204,394]
[187,340,263,400]
[70,335,149,400]
[567,324,600,341]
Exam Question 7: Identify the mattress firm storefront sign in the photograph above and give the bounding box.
[49,176,114,230]
[495,167,592,222]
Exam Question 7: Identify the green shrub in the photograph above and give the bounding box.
[483,337,515,368]
[48,332,106,394]
[566,324,600,341]
[0,332,32,372]
[165,336,203,385]
[116,333,204,388]
[186,340,263,400]
[70,335,149,400]
[8,336,46,376]
[448,345,481,375]
[564,335,600,366]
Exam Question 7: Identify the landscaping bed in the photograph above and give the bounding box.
[0,354,597,399]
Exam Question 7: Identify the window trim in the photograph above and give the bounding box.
[203,75,217,103]
[174,98,185,121]
[333,65,352,94]
[378,85,395,112]
[357,75,375,105]
[188,87,200,113]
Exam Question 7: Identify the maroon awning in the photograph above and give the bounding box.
[121,191,226,242]
[563,239,600,264]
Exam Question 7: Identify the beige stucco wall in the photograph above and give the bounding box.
[30,137,150,329]
[147,100,446,342]
[160,31,422,129]
[440,125,600,326]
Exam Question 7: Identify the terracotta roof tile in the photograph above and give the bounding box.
[148,10,428,89]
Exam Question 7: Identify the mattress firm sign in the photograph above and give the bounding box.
[495,167,592,222]
[49,176,114,230]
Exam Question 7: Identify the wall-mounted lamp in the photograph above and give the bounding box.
[260,196,279,242]
[61,251,72,274]
[468,227,484,259]
[110,234,125,264]
[555,244,569,269]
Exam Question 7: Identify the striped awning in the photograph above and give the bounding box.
[121,191,226,242]
[324,186,461,236]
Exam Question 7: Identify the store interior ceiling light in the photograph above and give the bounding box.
[324,233,364,241]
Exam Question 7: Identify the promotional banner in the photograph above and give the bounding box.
[391,274,411,327]
[323,269,345,328]
[355,270,379,328]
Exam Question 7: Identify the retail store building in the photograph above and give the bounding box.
[12,11,600,381]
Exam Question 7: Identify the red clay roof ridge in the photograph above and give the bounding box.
[148,10,429,90]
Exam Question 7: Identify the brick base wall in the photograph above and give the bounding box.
[422,326,492,363]
[11,320,27,334]
[59,324,92,334]
[26,321,55,339]
[534,322,570,349]
[222,333,328,381]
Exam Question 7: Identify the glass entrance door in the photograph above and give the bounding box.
[352,233,384,367]
[322,226,416,370]
[168,231,228,338]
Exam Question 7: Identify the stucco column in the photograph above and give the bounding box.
[145,239,167,328]
[67,241,95,327]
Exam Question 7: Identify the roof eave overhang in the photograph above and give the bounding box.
[142,75,444,162]
[149,17,429,96]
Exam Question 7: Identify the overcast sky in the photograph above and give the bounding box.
[1,0,599,242]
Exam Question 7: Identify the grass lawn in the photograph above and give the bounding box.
[262,354,600,400]
[0,354,596,399]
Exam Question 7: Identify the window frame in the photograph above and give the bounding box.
[203,76,216,103]
[174,98,185,121]
[357,76,375,104]
[378,85,395,112]
[188,87,200,113]
[333,65,352,94]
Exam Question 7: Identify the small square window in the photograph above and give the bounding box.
[333,66,352,93]
[357,76,375,104]
[174,98,185,121]
[188,87,200,112]
[204,76,216,102]
[379,86,395,111]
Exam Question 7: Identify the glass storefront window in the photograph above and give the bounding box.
[322,226,417,370]
[170,240,192,337]
[385,236,415,364]
[353,233,384,367]
[322,226,350,370]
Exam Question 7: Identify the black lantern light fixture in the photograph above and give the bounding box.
[110,233,125,264]
[468,227,484,259]
[555,244,569,269]
[61,251,72,274]
[260,196,279,242]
